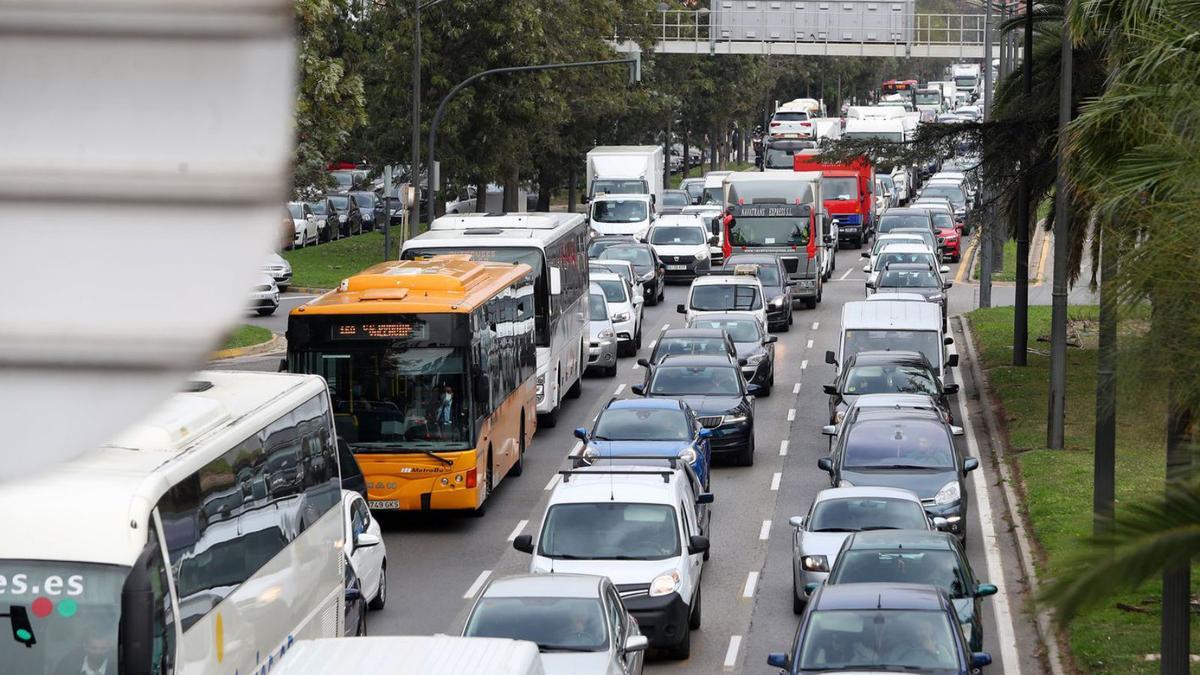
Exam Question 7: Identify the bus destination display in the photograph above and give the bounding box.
[331,322,428,340]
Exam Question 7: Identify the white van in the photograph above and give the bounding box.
[828,300,956,381]
[842,119,911,202]
[274,636,546,675]
[590,193,655,239]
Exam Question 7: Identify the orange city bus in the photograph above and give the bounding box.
[286,255,537,513]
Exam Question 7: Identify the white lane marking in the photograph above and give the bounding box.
[463,570,492,599]
[806,339,814,349]
[801,359,809,370]
[507,520,528,542]
[569,441,583,457]
[811,321,820,330]
[631,362,640,370]
[742,571,760,598]
[793,383,801,394]
[959,382,1022,672]
[723,635,742,671]
[662,323,670,331]
[839,266,854,280]
[614,383,625,396]
[759,520,772,540]
[787,409,796,421]
[770,472,782,491]
[779,440,789,456]
[544,474,561,491]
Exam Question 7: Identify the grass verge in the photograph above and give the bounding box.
[968,305,1200,672]
[972,239,1018,282]
[220,325,273,351]
[282,226,403,289]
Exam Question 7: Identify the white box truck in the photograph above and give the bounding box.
[585,145,665,206]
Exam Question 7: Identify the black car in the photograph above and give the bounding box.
[600,243,666,307]
[723,253,794,331]
[588,234,637,259]
[632,354,758,466]
[823,350,958,425]
[687,313,777,395]
[307,197,336,242]
[344,554,367,636]
[818,404,978,541]
[866,262,952,326]
[877,207,937,236]
[351,191,384,231]
[327,192,364,237]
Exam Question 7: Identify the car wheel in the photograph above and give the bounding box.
[657,283,664,302]
[646,290,659,307]
[788,309,794,326]
[635,328,643,350]
[804,297,817,310]
[738,432,755,467]
[257,306,276,316]
[278,285,289,292]
[779,317,790,332]
[816,282,823,304]
[689,586,702,630]
[368,562,387,610]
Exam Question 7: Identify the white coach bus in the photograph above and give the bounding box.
[0,371,344,675]
[401,212,590,428]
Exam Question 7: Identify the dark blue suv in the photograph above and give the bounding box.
[574,398,712,488]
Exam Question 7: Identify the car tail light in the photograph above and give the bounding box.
[465,467,477,488]
[770,122,781,127]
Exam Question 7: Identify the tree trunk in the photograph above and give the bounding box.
[1161,391,1195,674]
[473,176,488,214]
[502,166,519,213]
[536,169,552,212]
[683,129,690,181]
[567,166,578,213]
[1093,222,1116,533]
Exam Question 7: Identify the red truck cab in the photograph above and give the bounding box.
[792,152,875,249]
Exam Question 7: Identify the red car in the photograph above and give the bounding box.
[937,225,962,262]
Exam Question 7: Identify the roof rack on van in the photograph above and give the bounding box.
[558,468,673,483]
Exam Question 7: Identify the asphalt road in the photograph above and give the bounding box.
[214,237,1045,673]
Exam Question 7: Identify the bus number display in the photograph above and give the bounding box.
[331,322,428,340]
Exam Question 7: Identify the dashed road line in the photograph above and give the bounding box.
[544,474,561,491]
[800,359,808,370]
[793,382,801,394]
[742,571,760,598]
[463,570,492,599]
[759,520,772,540]
[779,440,789,456]
[811,321,820,330]
[506,520,528,542]
[770,472,782,491]
[614,383,625,396]
[806,339,814,349]
[723,635,742,671]
[787,409,796,421]
[839,267,854,280]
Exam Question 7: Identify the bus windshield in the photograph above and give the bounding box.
[0,560,127,674]
[729,216,810,247]
[297,347,472,451]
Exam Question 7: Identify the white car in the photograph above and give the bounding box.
[589,259,644,316]
[646,215,713,282]
[862,243,948,292]
[342,489,388,611]
[861,234,937,273]
[512,463,712,659]
[287,201,319,248]
[462,574,647,675]
[591,271,642,357]
[248,273,279,316]
[678,272,768,329]
[262,252,293,291]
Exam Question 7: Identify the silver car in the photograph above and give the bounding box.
[462,573,646,675]
[262,252,293,291]
[587,285,618,377]
[789,486,936,613]
[248,273,279,316]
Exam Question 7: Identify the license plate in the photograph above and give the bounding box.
[666,264,687,270]
[368,500,400,510]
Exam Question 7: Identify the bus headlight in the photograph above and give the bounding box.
[536,374,545,402]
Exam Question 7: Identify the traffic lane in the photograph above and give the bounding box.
[245,293,320,334]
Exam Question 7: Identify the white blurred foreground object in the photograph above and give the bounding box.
[274,636,547,675]
[0,1,295,481]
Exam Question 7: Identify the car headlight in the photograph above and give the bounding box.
[649,571,681,597]
[834,409,846,424]
[678,447,698,464]
[639,271,655,282]
[598,328,615,339]
[928,293,945,302]
[612,312,630,323]
[723,414,748,424]
[801,555,829,572]
[694,252,706,261]
[837,479,854,488]
[582,446,599,461]
[339,214,347,222]
[746,352,766,365]
[769,295,785,308]
[934,480,961,505]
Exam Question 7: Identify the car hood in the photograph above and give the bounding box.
[839,468,957,500]
[874,287,941,300]
[587,440,694,458]
[734,342,765,360]
[541,651,618,675]
[797,530,852,561]
[653,244,705,257]
[671,395,746,416]
[532,558,681,586]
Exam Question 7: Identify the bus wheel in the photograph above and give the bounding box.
[510,419,526,477]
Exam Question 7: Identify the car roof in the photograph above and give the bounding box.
[692,275,763,287]
[549,465,680,504]
[689,311,761,325]
[605,398,684,412]
[656,354,740,367]
[844,530,960,551]
[865,293,932,303]
[653,215,706,227]
[850,393,942,410]
[877,244,934,253]
[604,243,651,252]
[813,486,923,504]
[881,263,935,271]
[659,328,729,340]
[813,582,950,611]
[845,350,932,368]
[482,573,605,599]
[590,271,621,282]
[882,208,932,216]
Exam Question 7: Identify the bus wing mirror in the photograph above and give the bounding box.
[549,267,563,295]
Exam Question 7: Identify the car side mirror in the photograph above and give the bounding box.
[738,358,749,367]
[764,336,778,344]
[944,383,960,395]
[354,532,381,550]
[944,280,954,289]
[860,251,870,258]
[825,350,837,366]
[971,653,993,669]
[822,384,837,395]
[513,534,534,554]
[708,236,718,246]
[951,425,965,437]
[696,492,714,504]
[746,384,762,396]
[789,515,805,528]
[932,516,949,529]
[278,358,288,373]
[687,535,710,555]
[939,265,950,275]
[804,582,821,594]
[549,266,563,295]
[573,427,588,441]
[637,358,650,368]
[944,336,954,345]
[975,583,998,597]
[767,653,790,669]
[630,384,645,396]
[624,634,649,653]
[861,264,870,272]
[865,281,876,290]
[817,457,834,473]
[698,428,713,439]
[963,456,979,471]
[947,353,960,368]
[344,586,363,603]
[676,304,686,314]
[820,425,837,437]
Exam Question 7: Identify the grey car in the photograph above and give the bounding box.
[463,573,647,675]
[687,312,777,395]
[262,252,293,291]
[866,262,952,327]
[788,486,935,613]
[586,286,619,377]
[660,189,691,215]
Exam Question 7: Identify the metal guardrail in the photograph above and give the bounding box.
[614,9,995,57]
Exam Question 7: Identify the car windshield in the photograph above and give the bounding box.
[843,364,939,396]
[773,111,809,121]
[844,329,942,374]
[726,262,779,286]
[539,503,681,560]
[595,280,628,304]
[308,201,328,215]
[879,269,940,289]
[588,293,608,321]
[0,560,127,674]
[594,408,692,441]
[683,182,705,201]
[287,203,304,219]
[797,609,960,671]
[352,193,377,207]
[875,251,936,271]
[931,213,955,229]
[651,365,741,396]
[654,337,729,361]
[465,597,608,652]
[690,284,762,311]
[809,497,930,532]
[588,238,633,258]
[922,186,965,206]
[592,179,647,196]
[879,214,931,232]
[844,419,955,469]
[763,148,806,169]
[592,199,648,224]
[591,262,633,285]
[872,237,923,255]
[663,191,689,207]
[328,195,350,209]
[601,246,653,269]
[915,91,942,105]
[330,172,354,189]
[824,177,859,201]
[651,226,705,245]
[728,216,810,247]
[691,319,760,343]
[831,550,967,596]
[702,187,722,205]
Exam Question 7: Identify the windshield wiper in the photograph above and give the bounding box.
[540,646,600,653]
[849,464,944,471]
[348,443,453,467]
[859,525,902,531]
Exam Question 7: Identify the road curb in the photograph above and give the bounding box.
[968,221,1050,288]
[211,333,286,361]
[959,315,1067,675]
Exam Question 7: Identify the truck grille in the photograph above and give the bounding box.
[698,415,724,428]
